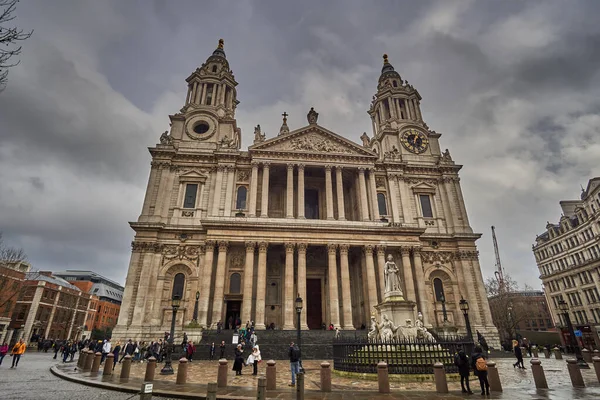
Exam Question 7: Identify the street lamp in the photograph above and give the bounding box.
[192,291,200,323]
[459,298,473,343]
[160,294,181,375]
[439,293,448,324]
[557,299,589,369]
[295,294,303,372]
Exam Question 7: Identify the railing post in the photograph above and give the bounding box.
[530,359,548,389]
[582,348,592,363]
[144,356,157,381]
[266,360,276,390]
[217,359,228,388]
[296,372,304,400]
[120,355,132,380]
[103,353,114,376]
[206,382,217,400]
[90,352,102,374]
[566,358,585,388]
[487,361,502,392]
[553,347,562,360]
[176,358,188,385]
[257,376,266,400]
[593,356,600,383]
[433,362,448,393]
[377,361,390,393]
[320,361,332,392]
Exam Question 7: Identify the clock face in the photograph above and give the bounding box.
[400,130,429,154]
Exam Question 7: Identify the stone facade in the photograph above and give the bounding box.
[112,41,499,346]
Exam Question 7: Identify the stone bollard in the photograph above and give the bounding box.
[566,358,585,388]
[553,347,563,360]
[120,355,132,380]
[257,376,266,400]
[594,349,600,359]
[487,361,502,392]
[582,348,592,363]
[296,372,305,400]
[320,361,332,392]
[78,351,87,368]
[532,347,539,358]
[176,358,188,385]
[433,362,449,393]
[377,361,390,393]
[90,352,102,373]
[543,348,550,358]
[593,356,600,383]
[103,353,114,376]
[83,350,94,372]
[217,359,228,388]
[530,359,548,389]
[144,356,157,381]
[206,382,217,400]
[266,360,276,390]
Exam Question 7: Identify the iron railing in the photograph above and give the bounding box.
[333,336,474,375]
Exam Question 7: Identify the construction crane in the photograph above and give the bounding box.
[491,226,507,293]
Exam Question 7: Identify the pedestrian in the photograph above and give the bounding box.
[186,341,195,362]
[69,342,77,362]
[219,341,226,359]
[522,337,532,357]
[102,338,112,363]
[120,339,135,363]
[251,345,261,375]
[10,339,27,369]
[513,341,525,369]
[454,347,473,394]
[62,341,70,363]
[471,345,490,396]
[227,316,233,330]
[112,342,121,370]
[288,342,300,387]
[250,331,257,348]
[216,320,222,334]
[209,342,215,360]
[334,327,340,339]
[53,340,61,359]
[0,342,8,366]
[232,344,244,375]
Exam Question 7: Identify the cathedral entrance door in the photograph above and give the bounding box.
[305,189,319,219]
[306,279,322,329]
[225,300,241,330]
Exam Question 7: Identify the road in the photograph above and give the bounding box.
[0,351,175,400]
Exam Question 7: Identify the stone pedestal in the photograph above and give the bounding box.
[375,299,416,327]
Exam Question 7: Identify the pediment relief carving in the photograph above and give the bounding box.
[178,169,209,183]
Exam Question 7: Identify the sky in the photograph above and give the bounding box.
[1,0,600,289]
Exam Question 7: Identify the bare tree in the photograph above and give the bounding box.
[0,231,27,266]
[0,0,33,92]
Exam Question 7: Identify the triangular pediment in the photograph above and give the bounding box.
[249,125,376,157]
[410,181,437,193]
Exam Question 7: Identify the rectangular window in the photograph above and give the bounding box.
[183,184,198,208]
[205,84,214,105]
[419,195,433,218]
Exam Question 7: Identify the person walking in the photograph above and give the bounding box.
[232,344,244,376]
[288,342,300,387]
[251,345,261,375]
[120,339,135,363]
[209,342,215,360]
[513,342,525,369]
[454,347,473,394]
[112,342,121,370]
[471,345,490,396]
[0,342,8,366]
[219,341,226,359]
[10,339,27,369]
[102,339,112,363]
[186,341,195,362]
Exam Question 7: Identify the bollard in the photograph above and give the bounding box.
[78,351,87,368]
[103,353,114,376]
[83,350,94,372]
[144,357,157,381]
[553,347,562,360]
[120,355,132,380]
[320,361,332,392]
[90,352,102,373]
[206,382,217,400]
[433,362,448,393]
[532,347,539,358]
[582,348,592,363]
[530,359,548,389]
[486,361,502,392]
[140,382,153,400]
[593,356,600,383]
[176,358,188,385]
[217,359,228,388]
[296,372,304,400]
[566,358,585,388]
[377,361,390,393]
[257,376,266,400]
[594,349,600,359]
[543,348,550,358]
[266,360,276,390]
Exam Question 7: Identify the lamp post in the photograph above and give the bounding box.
[192,291,200,323]
[295,294,303,372]
[557,299,589,369]
[439,293,448,324]
[160,294,181,375]
[459,298,473,343]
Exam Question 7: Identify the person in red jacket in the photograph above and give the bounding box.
[186,340,195,362]
[0,342,8,366]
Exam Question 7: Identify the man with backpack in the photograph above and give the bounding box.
[454,347,473,394]
[471,345,490,395]
[288,342,301,387]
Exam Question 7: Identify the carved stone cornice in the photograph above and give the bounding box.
[421,251,454,264]
[131,241,163,253]
[455,250,479,261]
[285,242,296,252]
[162,245,202,261]
[327,243,338,254]
[258,241,268,253]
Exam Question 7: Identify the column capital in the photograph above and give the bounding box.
[327,243,338,254]
[258,241,268,253]
[287,163,294,171]
[262,162,271,168]
[336,165,344,171]
[205,240,216,251]
[285,242,296,253]
[412,246,422,256]
[217,165,226,172]
[297,163,305,170]
[251,161,260,168]
[376,245,386,256]
[358,166,366,174]
[325,164,332,172]
[400,246,411,256]
[364,244,374,255]
[297,242,308,253]
[339,244,349,254]
[245,241,256,252]
[218,241,229,252]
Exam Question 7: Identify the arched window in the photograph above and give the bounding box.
[433,278,444,301]
[212,65,218,73]
[236,186,247,209]
[393,80,398,87]
[229,273,241,294]
[377,193,388,216]
[172,273,185,299]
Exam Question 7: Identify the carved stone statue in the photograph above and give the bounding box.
[219,135,233,148]
[441,148,452,162]
[307,107,319,124]
[159,131,173,145]
[415,312,435,342]
[384,254,403,296]
[360,132,370,147]
[367,315,380,342]
[253,125,266,143]
[378,314,398,342]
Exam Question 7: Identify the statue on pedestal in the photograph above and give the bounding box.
[379,314,399,342]
[368,315,380,342]
[384,254,403,296]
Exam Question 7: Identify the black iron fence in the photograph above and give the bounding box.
[333,336,474,375]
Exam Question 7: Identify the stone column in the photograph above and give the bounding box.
[200,83,208,105]
[297,164,305,219]
[255,242,268,329]
[376,246,386,302]
[368,168,380,220]
[22,284,44,343]
[248,162,259,217]
[335,166,346,220]
[283,243,296,329]
[325,165,334,220]
[327,244,340,327]
[241,242,256,323]
[297,243,308,329]
[412,248,429,325]
[401,247,416,302]
[199,242,215,327]
[387,175,400,223]
[223,166,235,216]
[339,244,353,329]
[364,245,379,312]
[286,164,294,218]
[454,178,471,228]
[439,177,455,231]
[260,163,270,217]
[358,168,370,221]
[210,241,229,327]
[211,166,224,216]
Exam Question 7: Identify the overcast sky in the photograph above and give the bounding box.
[1,0,599,289]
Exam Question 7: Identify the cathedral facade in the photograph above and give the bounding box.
[113,40,499,346]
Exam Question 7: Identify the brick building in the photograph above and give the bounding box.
[0,262,30,343]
